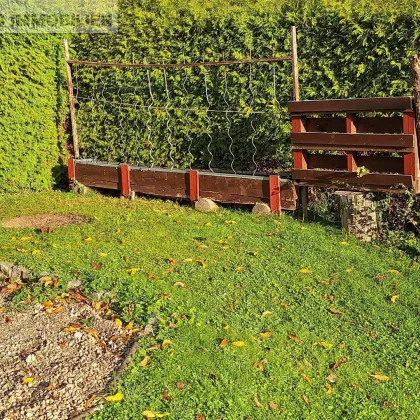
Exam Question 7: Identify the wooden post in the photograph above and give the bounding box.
[63,39,80,159]
[269,175,281,214]
[68,158,76,190]
[346,113,357,172]
[189,170,200,203]
[120,164,131,197]
[291,26,300,102]
[291,116,308,220]
[412,54,420,193]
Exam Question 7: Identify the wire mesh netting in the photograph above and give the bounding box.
[72,57,293,174]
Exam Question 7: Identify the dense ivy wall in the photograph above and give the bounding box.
[0,35,66,192]
[72,0,420,172]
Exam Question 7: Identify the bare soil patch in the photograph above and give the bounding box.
[2,214,89,229]
[0,302,132,419]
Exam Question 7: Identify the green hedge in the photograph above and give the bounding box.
[0,35,66,193]
[71,0,420,173]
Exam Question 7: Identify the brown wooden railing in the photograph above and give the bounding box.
[288,97,419,193]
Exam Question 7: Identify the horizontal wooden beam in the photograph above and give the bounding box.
[289,97,413,114]
[68,56,291,70]
[292,169,413,188]
[292,132,414,151]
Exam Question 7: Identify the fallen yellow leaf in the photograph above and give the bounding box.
[205,222,212,226]
[173,282,186,288]
[261,311,273,318]
[236,266,245,272]
[85,328,99,340]
[140,356,151,367]
[197,260,207,269]
[20,237,31,242]
[84,237,93,242]
[301,373,311,383]
[388,269,400,274]
[128,268,140,276]
[105,391,124,402]
[371,373,390,382]
[329,308,344,316]
[142,411,170,418]
[98,252,108,257]
[224,220,236,225]
[346,268,353,273]
[114,318,123,327]
[253,393,264,408]
[115,228,121,235]
[300,268,312,274]
[63,326,80,333]
[32,250,41,255]
[390,295,399,304]
[319,341,333,349]
[289,334,302,343]
[125,321,134,331]
[183,258,193,262]
[259,331,272,339]
[161,339,173,347]
[231,341,245,348]
[219,338,228,348]
[325,383,333,394]
[22,377,35,384]
[339,242,349,246]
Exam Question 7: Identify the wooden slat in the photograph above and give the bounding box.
[289,97,413,114]
[292,169,413,188]
[130,169,188,198]
[75,163,120,190]
[292,132,414,151]
[199,174,297,210]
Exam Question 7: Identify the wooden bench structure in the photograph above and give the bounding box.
[289,96,419,193]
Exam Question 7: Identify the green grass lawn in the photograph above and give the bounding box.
[0,191,419,419]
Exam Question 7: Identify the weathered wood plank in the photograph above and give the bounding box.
[292,132,414,151]
[199,174,297,210]
[292,169,413,188]
[130,169,188,198]
[75,163,120,190]
[289,97,413,114]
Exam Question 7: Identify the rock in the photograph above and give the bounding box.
[194,198,219,213]
[0,262,31,281]
[252,202,271,215]
[66,280,82,290]
[335,191,378,242]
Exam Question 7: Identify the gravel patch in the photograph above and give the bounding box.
[0,302,133,419]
